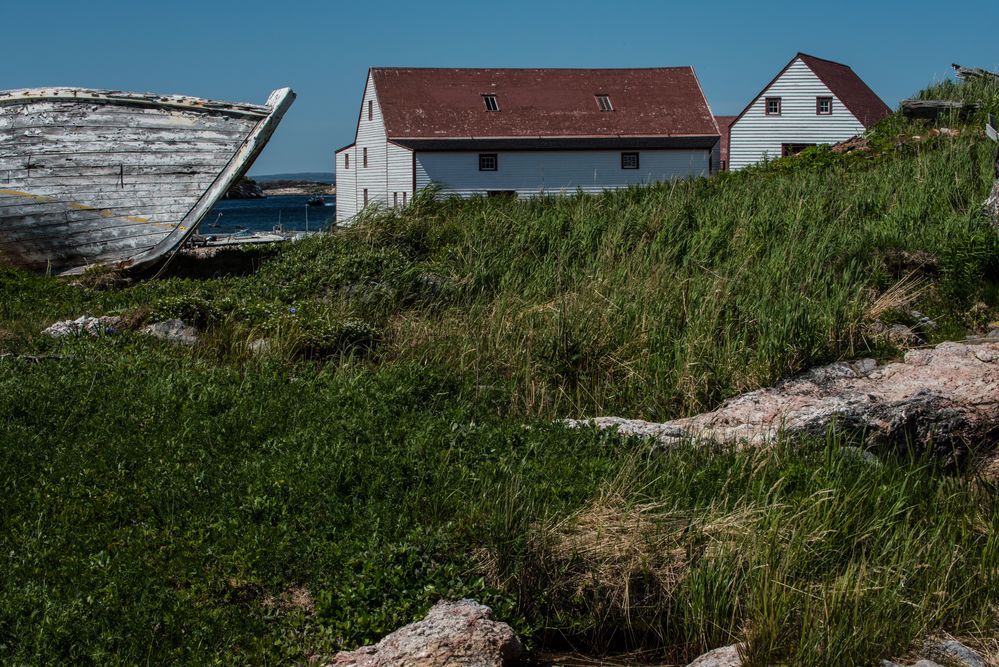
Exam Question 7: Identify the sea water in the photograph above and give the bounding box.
[199,195,336,235]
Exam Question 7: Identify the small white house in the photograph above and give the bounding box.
[727,53,891,171]
[334,67,721,222]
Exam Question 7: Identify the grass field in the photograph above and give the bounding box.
[1,78,998,665]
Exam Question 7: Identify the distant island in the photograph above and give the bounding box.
[226,173,336,199]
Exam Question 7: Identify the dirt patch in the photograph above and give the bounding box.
[263,585,315,614]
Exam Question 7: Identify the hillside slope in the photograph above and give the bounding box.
[0,76,998,665]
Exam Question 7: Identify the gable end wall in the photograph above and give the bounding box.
[728,58,866,171]
[337,73,413,223]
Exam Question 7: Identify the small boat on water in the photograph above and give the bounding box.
[0,86,295,275]
[307,195,327,206]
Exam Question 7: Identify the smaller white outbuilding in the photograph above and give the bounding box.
[727,53,891,170]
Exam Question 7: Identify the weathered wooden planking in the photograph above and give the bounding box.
[0,89,272,117]
[0,100,262,125]
[0,178,214,194]
[0,164,214,180]
[1,138,246,155]
[0,86,295,274]
[2,224,172,253]
[900,99,978,120]
[0,123,251,143]
[4,231,172,268]
[952,64,999,84]
[3,231,173,255]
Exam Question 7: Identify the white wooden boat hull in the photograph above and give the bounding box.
[0,87,295,275]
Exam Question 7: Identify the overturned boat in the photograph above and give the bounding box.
[0,86,295,275]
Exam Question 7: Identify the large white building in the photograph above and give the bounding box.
[727,53,891,171]
[334,68,721,222]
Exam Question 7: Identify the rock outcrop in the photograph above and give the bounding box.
[569,340,999,460]
[686,644,742,666]
[326,599,523,667]
[43,315,122,337]
[920,638,989,667]
[224,177,265,199]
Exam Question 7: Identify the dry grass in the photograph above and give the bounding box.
[530,490,690,639]
[263,586,316,614]
[865,272,931,322]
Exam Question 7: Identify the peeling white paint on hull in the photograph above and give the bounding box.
[0,87,295,275]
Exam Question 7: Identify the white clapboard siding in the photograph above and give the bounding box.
[728,58,866,170]
[414,149,710,197]
[353,74,389,218]
[386,142,413,209]
[334,145,356,222]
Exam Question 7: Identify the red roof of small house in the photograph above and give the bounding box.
[796,54,891,127]
[732,53,891,130]
[369,67,720,145]
[714,115,737,168]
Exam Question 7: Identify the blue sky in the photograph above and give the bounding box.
[4,0,997,175]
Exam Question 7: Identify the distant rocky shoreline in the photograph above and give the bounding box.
[225,176,335,199]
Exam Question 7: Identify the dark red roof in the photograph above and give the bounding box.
[714,115,736,168]
[370,68,719,141]
[796,54,891,127]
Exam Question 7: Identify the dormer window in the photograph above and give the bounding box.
[596,94,613,112]
[483,94,499,112]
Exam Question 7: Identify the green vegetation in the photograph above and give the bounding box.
[1,77,998,664]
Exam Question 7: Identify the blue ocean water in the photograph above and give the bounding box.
[199,195,336,235]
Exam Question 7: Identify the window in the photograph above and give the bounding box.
[765,97,782,115]
[816,96,832,115]
[595,94,613,112]
[479,153,498,171]
[621,152,639,169]
[363,147,368,168]
[402,192,407,205]
[393,192,398,206]
[344,153,349,170]
[363,188,368,206]
[482,94,499,111]
[487,190,516,198]
[368,100,373,121]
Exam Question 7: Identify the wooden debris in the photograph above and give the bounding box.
[952,63,999,84]
[901,99,978,120]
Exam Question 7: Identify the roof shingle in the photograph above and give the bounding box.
[370,67,720,140]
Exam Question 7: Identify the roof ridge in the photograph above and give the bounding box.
[797,52,854,70]
[369,66,694,72]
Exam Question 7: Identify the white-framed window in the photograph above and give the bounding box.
[344,153,349,170]
[482,94,499,112]
[816,97,832,115]
[479,153,498,171]
[766,97,782,115]
[595,94,613,112]
[621,152,639,169]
